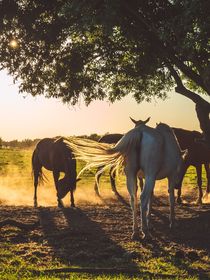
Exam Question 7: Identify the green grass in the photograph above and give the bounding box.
[0,148,31,175]
[0,147,206,188]
[0,148,210,279]
[0,241,205,280]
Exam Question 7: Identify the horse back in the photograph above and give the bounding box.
[173,127,210,165]
[173,127,202,149]
[33,137,75,173]
[99,133,123,144]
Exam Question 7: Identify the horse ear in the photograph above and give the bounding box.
[130,117,137,124]
[144,117,150,124]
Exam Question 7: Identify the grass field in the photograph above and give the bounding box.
[0,148,210,279]
[0,147,207,206]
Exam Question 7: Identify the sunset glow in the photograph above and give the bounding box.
[0,70,209,141]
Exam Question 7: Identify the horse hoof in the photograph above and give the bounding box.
[176,198,182,204]
[203,192,210,198]
[147,224,153,231]
[131,232,140,241]
[95,191,101,197]
[170,221,178,230]
[195,198,202,205]
[142,232,152,241]
[58,203,64,208]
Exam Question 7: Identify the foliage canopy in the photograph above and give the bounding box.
[1,0,210,142]
[0,0,209,104]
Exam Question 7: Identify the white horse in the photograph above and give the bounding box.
[67,122,186,240]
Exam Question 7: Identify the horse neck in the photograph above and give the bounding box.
[173,128,202,149]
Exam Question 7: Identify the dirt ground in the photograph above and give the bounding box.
[0,185,210,278]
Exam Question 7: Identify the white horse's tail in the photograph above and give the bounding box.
[66,127,142,177]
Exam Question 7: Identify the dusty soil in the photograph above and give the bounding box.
[0,188,210,277]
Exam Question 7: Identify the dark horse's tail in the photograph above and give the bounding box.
[31,149,47,185]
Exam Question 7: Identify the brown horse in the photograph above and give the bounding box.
[172,127,210,204]
[32,137,78,207]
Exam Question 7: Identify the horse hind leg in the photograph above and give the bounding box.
[70,177,76,208]
[140,176,155,239]
[176,187,182,204]
[125,168,139,240]
[33,171,39,207]
[195,164,203,204]
[32,153,41,207]
[110,167,118,195]
[94,167,103,196]
[176,165,187,204]
[53,171,64,208]
[168,180,176,229]
[70,190,75,207]
[204,163,210,197]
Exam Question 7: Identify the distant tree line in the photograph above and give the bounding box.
[0,133,105,149]
[0,138,40,149]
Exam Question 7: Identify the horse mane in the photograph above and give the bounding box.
[99,133,123,144]
[54,136,75,155]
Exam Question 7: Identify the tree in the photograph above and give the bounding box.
[0,1,210,144]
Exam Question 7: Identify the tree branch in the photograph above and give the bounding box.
[167,63,210,108]
[122,1,209,93]
[167,64,210,146]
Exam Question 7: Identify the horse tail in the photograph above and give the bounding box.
[31,149,47,185]
[111,126,142,154]
[66,127,142,177]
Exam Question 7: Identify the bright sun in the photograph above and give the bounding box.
[9,39,18,48]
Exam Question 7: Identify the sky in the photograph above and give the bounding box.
[0,69,209,141]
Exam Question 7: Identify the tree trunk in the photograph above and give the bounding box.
[174,85,210,147]
[195,101,210,147]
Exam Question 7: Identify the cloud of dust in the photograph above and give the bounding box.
[1,170,208,207]
[202,192,210,204]
[0,172,116,207]
[0,173,57,206]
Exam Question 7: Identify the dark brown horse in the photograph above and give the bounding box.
[32,137,78,207]
[172,127,210,204]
